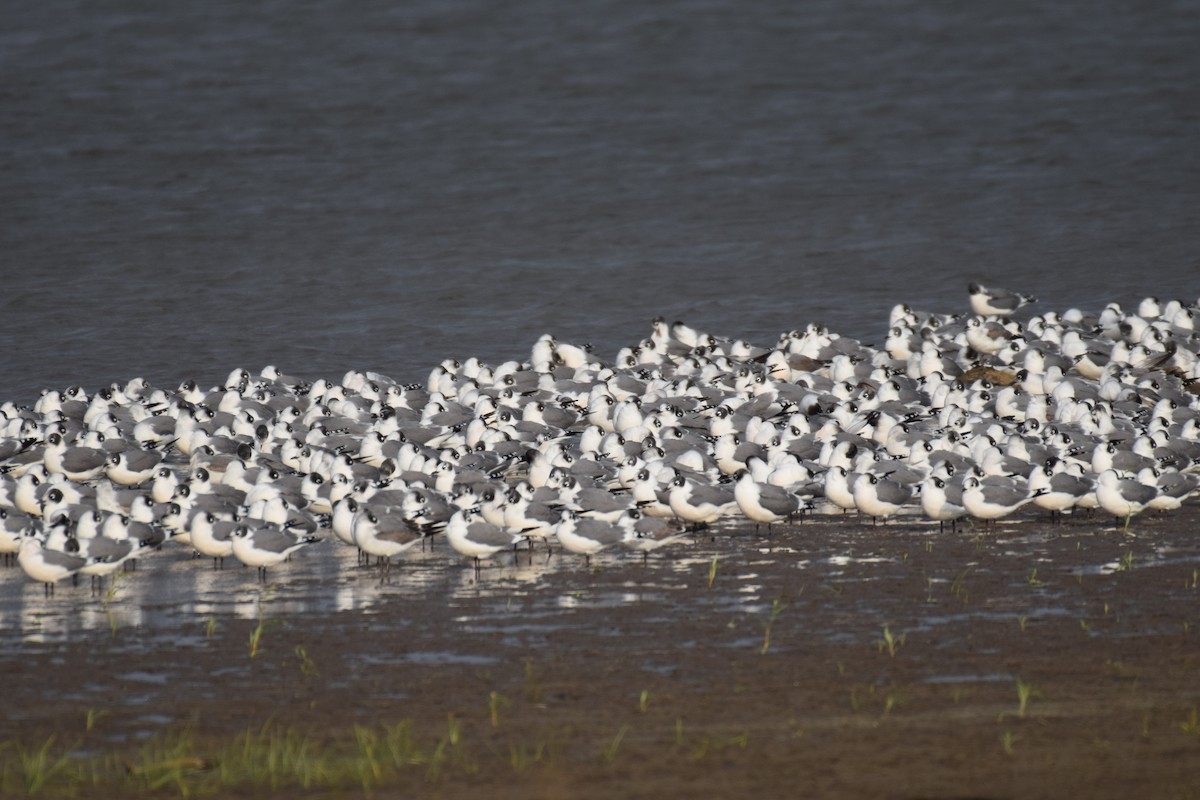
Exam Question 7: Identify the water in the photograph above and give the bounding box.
[3,0,1198,403]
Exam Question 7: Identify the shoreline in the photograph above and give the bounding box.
[4,501,1200,798]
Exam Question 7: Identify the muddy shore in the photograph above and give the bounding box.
[3,504,1200,798]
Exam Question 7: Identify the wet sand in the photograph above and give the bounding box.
[3,503,1200,798]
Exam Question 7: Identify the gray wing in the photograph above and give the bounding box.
[875,479,914,505]
[465,520,519,547]
[757,484,800,516]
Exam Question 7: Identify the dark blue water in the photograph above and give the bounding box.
[3,0,1198,403]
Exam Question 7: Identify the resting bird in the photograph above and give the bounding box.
[969,282,1036,317]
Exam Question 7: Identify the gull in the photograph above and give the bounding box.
[629,467,674,518]
[39,483,97,522]
[18,534,87,595]
[969,282,1037,317]
[189,510,238,567]
[1095,469,1159,532]
[553,510,627,565]
[1027,463,1095,522]
[399,486,455,535]
[920,475,966,532]
[43,432,109,482]
[230,524,321,581]
[352,506,426,574]
[1140,467,1199,513]
[444,508,527,573]
[961,475,1032,524]
[733,470,800,533]
[852,472,914,523]
[822,466,861,514]
[965,317,1017,357]
[667,476,738,528]
[76,536,145,590]
[330,496,361,548]
[105,448,166,487]
[559,476,635,523]
[0,507,34,564]
[617,510,690,562]
[501,488,559,546]
[149,466,182,504]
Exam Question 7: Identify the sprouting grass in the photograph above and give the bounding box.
[203,616,217,639]
[1017,614,1029,633]
[380,720,424,770]
[0,712,783,795]
[508,740,546,773]
[488,691,510,728]
[102,573,125,636]
[1116,549,1134,572]
[248,617,280,659]
[707,555,719,590]
[1015,676,1039,719]
[0,718,473,796]
[599,725,630,764]
[248,588,279,658]
[523,658,544,704]
[1000,730,1019,756]
[294,645,319,678]
[426,715,475,781]
[880,688,908,719]
[638,689,651,714]
[761,594,790,655]
[5,735,78,795]
[1026,568,1042,587]
[876,625,905,658]
[353,724,382,790]
[85,709,108,732]
[222,722,326,790]
[950,568,970,604]
[128,727,211,796]
[1179,707,1200,736]
[688,730,749,761]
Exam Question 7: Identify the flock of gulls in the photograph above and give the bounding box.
[3,283,1200,594]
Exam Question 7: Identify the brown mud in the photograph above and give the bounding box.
[3,505,1200,799]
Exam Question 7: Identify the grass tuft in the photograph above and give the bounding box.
[876,625,905,658]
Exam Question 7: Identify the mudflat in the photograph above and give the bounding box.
[3,505,1200,798]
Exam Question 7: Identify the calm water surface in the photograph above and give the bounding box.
[2,0,1198,402]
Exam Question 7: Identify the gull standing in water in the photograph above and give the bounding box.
[667,475,738,529]
[920,474,966,532]
[618,509,690,562]
[852,472,913,524]
[961,475,1032,525]
[18,533,87,595]
[1095,469,1158,532]
[230,524,321,581]
[352,506,427,575]
[444,507,527,574]
[733,470,800,533]
[552,510,627,565]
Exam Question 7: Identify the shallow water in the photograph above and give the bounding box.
[3,510,1189,657]
[3,0,1199,403]
[4,504,1199,800]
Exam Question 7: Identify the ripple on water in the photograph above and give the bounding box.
[354,651,499,667]
[117,670,170,685]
